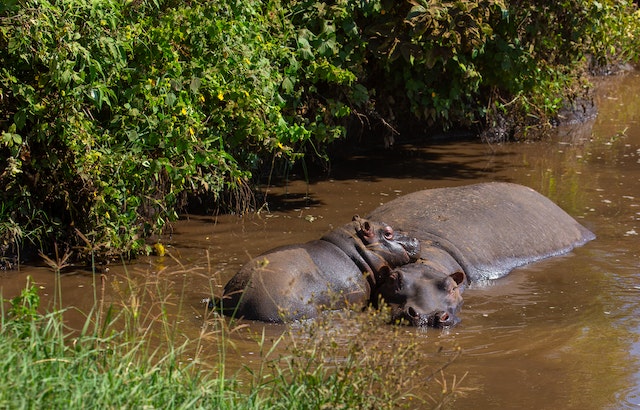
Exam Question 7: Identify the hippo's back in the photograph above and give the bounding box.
[368,182,595,281]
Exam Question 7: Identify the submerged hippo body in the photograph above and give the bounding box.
[368,182,595,283]
[221,216,420,322]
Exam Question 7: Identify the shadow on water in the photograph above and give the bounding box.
[260,136,515,215]
[2,70,640,408]
[328,138,515,182]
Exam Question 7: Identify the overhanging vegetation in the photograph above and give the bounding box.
[1,0,639,259]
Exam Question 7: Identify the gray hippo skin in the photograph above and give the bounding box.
[221,216,420,322]
[373,262,466,328]
[367,182,595,283]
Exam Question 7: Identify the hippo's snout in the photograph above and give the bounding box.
[399,307,460,328]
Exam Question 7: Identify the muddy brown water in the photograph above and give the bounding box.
[3,71,640,408]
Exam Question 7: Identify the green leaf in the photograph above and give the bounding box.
[127,130,138,141]
[165,92,177,106]
[282,77,295,93]
[351,84,369,105]
[190,77,202,94]
[317,38,338,57]
[14,109,26,130]
[89,88,103,109]
[297,36,315,60]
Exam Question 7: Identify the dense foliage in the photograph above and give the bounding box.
[1,0,639,259]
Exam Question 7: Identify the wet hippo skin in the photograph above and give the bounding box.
[372,262,466,328]
[220,216,420,322]
[367,182,595,283]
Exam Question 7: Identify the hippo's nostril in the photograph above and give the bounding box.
[408,306,418,318]
[440,312,449,323]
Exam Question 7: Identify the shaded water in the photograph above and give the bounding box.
[2,71,640,408]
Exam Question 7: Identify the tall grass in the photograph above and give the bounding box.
[0,253,469,409]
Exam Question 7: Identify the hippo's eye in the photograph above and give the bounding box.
[383,227,394,240]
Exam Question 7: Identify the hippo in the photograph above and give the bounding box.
[220,216,420,322]
[367,182,595,283]
[372,259,467,328]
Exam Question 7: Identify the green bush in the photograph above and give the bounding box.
[0,0,324,258]
[358,0,640,134]
[1,0,639,258]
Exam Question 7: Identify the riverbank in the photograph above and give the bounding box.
[0,273,465,408]
[2,68,640,408]
[2,0,639,264]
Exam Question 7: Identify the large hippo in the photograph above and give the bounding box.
[220,216,420,322]
[367,182,595,283]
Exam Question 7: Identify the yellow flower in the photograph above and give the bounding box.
[217,92,224,101]
[200,95,205,102]
[181,107,187,115]
[189,127,194,136]
[153,243,166,257]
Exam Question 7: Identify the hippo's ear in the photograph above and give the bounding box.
[353,215,375,240]
[449,271,466,285]
[379,266,403,292]
[378,265,392,280]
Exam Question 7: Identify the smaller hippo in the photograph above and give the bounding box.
[220,216,420,322]
[372,262,466,328]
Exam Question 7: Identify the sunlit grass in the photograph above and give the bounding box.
[0,252,471,409]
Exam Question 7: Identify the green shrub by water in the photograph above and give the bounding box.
[1,0,307,260]
[1,0,639,259]
[0,274,467,409]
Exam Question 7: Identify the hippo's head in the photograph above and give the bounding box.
[351,215,420,270]
[321,216,420,284]
[374,264,466,328]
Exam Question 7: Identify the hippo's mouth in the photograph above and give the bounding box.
[393,307,459,328]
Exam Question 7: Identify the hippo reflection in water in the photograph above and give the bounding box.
[218,182,595,327]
